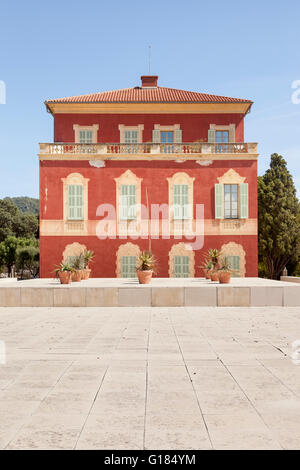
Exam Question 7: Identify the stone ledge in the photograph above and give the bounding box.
[0,278,300,307]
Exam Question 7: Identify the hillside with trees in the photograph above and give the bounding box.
[4,197,39,215]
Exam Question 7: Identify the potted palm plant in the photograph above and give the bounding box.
[200,259,213,279]
[218,258,232,284]
[54,262,74,285]
[136,251,156,284]
[82,250,94,280]
[70,255,84,282]
[208,249,221,281]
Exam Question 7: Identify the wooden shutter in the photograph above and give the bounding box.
[226,256,240,277]
[208,129,216,143]
[214,183,223,219]
[173,184,189,220]
[79,130,93,143]
[240,183,249,219]
[120,185,136,220]
[174,129,182,143]
[229,126,235,143]
[152,129,161,143]
[121,256,137,278]
[128,185,137,219]
[174,256,190,278]
[68,185,83,220]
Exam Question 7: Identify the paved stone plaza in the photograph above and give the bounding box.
[0,305,300,449]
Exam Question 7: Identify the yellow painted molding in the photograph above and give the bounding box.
[46,102,252,115]
[40,218,258,237]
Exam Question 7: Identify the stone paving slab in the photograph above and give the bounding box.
[0,306,300,449]
[1,278,300,307]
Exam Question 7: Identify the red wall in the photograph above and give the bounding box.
[40,159,257,221]
[40,235,258,279]
[39,159,257,278]
[54,113,245,143]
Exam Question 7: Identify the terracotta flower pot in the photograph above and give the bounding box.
[58,271,72,285]
[81,268,91,280]
[137,270,153,284]
[219,271,231,284]
[72,270,81,282]
[210,271,219,282]
[205,270,211,279]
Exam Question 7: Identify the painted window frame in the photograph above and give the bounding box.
[215,169,248,220]
[114,170,142,235]
[116,242,140,278]
[168,243,195,278]
[221,242,246,277]
[73,124,99,143]
[119,124,144,143]
[61,173,89,231]
[167,172,195,223]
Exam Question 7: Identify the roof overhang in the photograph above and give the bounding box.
[45,101,253,116]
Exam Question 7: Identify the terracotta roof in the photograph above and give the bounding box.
[46,86,252,104]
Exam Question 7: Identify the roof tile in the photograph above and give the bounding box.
[46,86,252,104]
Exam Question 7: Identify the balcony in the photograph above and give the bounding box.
[39,142,258,160]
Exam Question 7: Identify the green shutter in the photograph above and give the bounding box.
[68,185,83,220]
[226,256,240,277]
[174,256,190,278]
[173,184,189,220]
[152,129,161,143]
[240,183,249,219]
[79,130,93,143]
[121,256,137,278]
[215,184,223,219]
[208,129,216,143]
[174,129,182,143]
[229,126,235,143]
[120,185,137,220]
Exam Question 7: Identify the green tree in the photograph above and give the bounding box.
[258,154,300,279]
[0,199,19,241]
[0,199,38,242]
[0,236,38,276]
[16,245,40,278]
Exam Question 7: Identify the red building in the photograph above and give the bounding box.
[39,75,258,278]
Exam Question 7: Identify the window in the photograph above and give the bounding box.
[214,170,249,220]
[68,185,83,220]
[224,184,238,219]
[161,131,174,143]
[124,130,139,153]
[79,130,93,143]
[225,255,240,277]
[124,130,138,143]
[216,130,229,153]
[120,184,137,220]
[73,124,98,143]
[174,256,190,278]
[121,256,137,278]
[67,255,77,266]
[173,184,190,220]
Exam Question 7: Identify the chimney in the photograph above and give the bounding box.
[141,75,158,88]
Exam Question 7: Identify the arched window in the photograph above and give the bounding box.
[168,243,195,278]
[221,242,246,277]
[116,243,140,278]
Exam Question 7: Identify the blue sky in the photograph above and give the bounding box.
[0,0,300,198]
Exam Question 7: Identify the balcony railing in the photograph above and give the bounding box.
[39,142,258,155]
